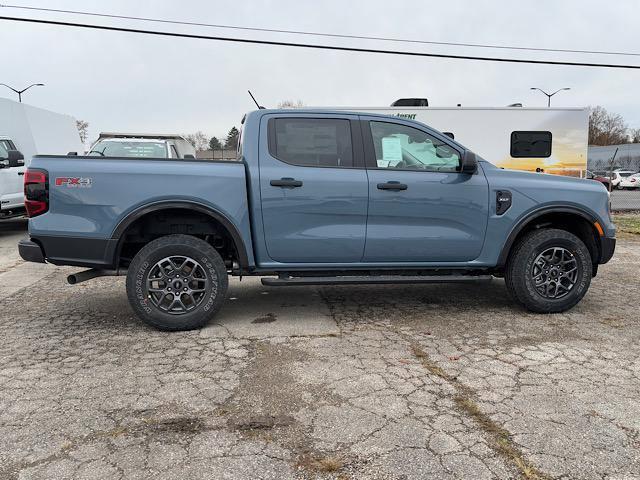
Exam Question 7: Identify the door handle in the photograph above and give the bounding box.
[377,181,407,191]
[270,178,303,188]
[17,172,24,176]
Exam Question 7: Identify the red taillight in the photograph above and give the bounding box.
[24,168,49,217]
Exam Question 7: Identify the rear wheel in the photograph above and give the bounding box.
[126,234,228,331]
[505,229,592,313]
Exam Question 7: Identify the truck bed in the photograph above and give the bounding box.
[27,155,253,268]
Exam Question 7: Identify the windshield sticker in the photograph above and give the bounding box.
[381,137,402,167]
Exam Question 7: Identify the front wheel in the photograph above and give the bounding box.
[126,234,228,331]
[505,229,592,313]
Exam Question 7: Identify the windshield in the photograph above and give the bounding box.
[88,140,168,158]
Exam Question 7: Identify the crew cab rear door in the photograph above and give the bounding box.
[259,113,368,263]
[361,117,489,262]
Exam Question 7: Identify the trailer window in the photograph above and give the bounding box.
[269,118,353,167]
[511,131,552,158]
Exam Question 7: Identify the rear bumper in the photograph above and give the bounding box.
[20,234,118,268]
[599,236,616,264]
[18,239,45,263]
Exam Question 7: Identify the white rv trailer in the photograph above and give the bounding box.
[0,97,83,216]
[331,106,589,177]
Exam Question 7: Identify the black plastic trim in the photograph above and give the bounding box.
[29,235,118,268]
[262,274,492,286]
[598,236,616,264]
[496,206,599,267]
[18,239,45,263]
[111,201,249,268]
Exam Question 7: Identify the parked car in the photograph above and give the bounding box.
[88,133,196,159]
[20,110,616,331]
[611,170,639,190]
[0,98,83,218]
[586,170,611,189]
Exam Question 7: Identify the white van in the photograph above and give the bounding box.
[0,98,84,217]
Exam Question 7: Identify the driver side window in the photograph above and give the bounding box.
[369,121,460,172]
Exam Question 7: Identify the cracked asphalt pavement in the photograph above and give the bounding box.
[1,221,639,479]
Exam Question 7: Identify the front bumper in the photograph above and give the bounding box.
[18,239,45,263]
[599,236,616,264]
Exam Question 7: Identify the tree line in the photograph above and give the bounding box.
[589,106,640,146]
[184,127,239,152]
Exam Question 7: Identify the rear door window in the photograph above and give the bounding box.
[269,118,353,167]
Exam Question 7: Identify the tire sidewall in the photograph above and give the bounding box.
[521,236,590,306]
[127,236,228,330]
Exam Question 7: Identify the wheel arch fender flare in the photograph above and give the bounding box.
[496,205,598,268]
[111,200,249,268]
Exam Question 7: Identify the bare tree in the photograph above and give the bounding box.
[277,99,305,109]
[629,128,640,143]
[76,119,89,144]
[588,106,628,145]
[184,131,209,151]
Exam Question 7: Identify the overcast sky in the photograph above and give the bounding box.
[1,0,639,143]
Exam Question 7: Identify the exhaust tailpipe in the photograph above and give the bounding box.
[67,269,124,285]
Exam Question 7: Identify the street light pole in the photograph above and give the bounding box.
[530,87,570,107]
[0,83,45,102]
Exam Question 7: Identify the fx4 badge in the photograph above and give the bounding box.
[55,177,93,188]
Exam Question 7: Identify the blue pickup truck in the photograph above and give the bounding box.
[19,110,615,330]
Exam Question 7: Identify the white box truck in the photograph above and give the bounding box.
[331,105,589,177]
[0,97,84,217]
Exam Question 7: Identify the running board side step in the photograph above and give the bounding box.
[261,275,492,286]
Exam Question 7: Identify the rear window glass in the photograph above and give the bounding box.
[270,118,353,167]
[510,131,552,158]
[89,140,168,158]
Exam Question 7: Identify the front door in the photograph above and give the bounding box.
[259,114,368,263]
[361,118,489,263]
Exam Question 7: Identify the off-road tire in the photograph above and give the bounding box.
[505,228,592,313]
[126,234,228,331]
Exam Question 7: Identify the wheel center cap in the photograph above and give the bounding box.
[173,280,183,289]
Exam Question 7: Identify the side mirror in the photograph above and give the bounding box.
[183,154,195,159]
[7,150,25,168]
[459,150,478,174]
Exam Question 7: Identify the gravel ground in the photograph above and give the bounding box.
[0,225,638,479]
